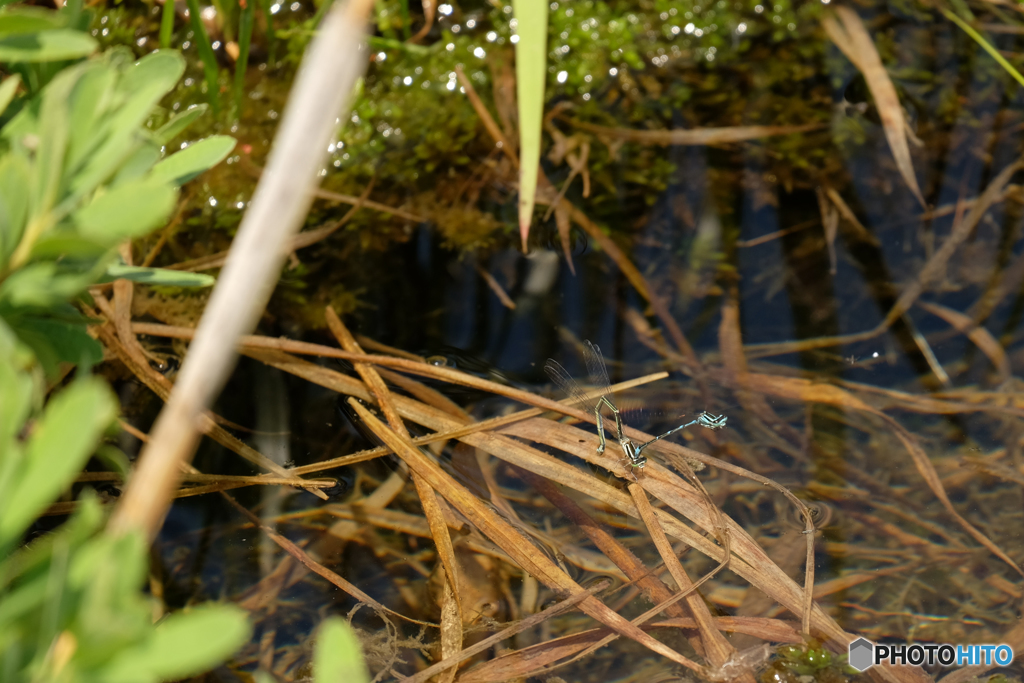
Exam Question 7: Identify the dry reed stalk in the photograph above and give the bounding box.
[108,0,374,541]
[325,308,465,680]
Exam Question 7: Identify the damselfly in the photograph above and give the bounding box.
[544,341,727,479]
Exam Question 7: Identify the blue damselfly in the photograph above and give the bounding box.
[544,340,727,479]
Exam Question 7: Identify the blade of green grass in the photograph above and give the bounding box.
[258,0,277,65]
[160,0,175,48]
[233,0,254,119]
[511,0,547,252]
[942,9,1024,88]
[185,0,222,112]
[398,0,410,39]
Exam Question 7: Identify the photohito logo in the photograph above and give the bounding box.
[848,638,1015,672]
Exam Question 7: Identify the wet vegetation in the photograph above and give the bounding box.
[6,0,1024,680]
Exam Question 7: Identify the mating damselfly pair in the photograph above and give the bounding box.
[545,341,727,480]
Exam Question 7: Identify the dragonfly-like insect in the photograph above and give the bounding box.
[544,340,727,480]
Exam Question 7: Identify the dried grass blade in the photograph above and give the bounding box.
[438,578,460,683]
[917,301,1011,383]
[568,120,822,146]
[132,319,673,425]
[739,369,1022,576]
[346,398,705,673]
[400,580,608,683]
[821,7,925,206]
[816,186,839,274]
[91,313,315,490]
[554,203,576,275]
[629,483,738,672]
[326,308,466,636]
[560,202,707,391]
[825,186,880,246]
[475,263,517,309]
[456,66,518,166]
[242,348,844,654]
[884,140,1019,329]
[880,414,1023,577]
[408,0,435,42]
[517,468,689,618]
[376,367,470,419]
[219,492,436,627]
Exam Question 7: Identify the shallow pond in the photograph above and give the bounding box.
[95,0,1024,680]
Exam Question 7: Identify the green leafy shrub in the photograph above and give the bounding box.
[0,3,253,681]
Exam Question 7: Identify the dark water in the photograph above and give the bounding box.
[97,0,1024,680]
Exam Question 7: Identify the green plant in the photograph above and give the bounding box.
[0,325,251,682]
[0,4,253,680]
[0,38,232,375]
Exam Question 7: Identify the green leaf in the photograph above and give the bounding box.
[0,148,31,265]
[314,618,370,683]
[102,264,215,287]
[111,142,162,186]
[30,61,81,224]
[65,62,116,177]
[149,135,235,186]
[119,50,185,98]
[0,7,66,35]
[511,0,547,251]
[28,232,109,260]
[102,605,251,682]
[0,261,104,308]
[67,79,178,203]
[0,376,117,548]
[0,73,21,117]
[0,494,104,594]
[233,2,254,118]
[5,313,102,377]
[0,29,96,61]
[152,104,208,146]
[73,178,177,242]
[0,318,35,451]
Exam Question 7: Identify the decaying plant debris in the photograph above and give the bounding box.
[57,0,1024,680]
[83,159,1024,679]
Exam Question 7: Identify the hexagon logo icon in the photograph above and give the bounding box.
[849,638,874,672]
